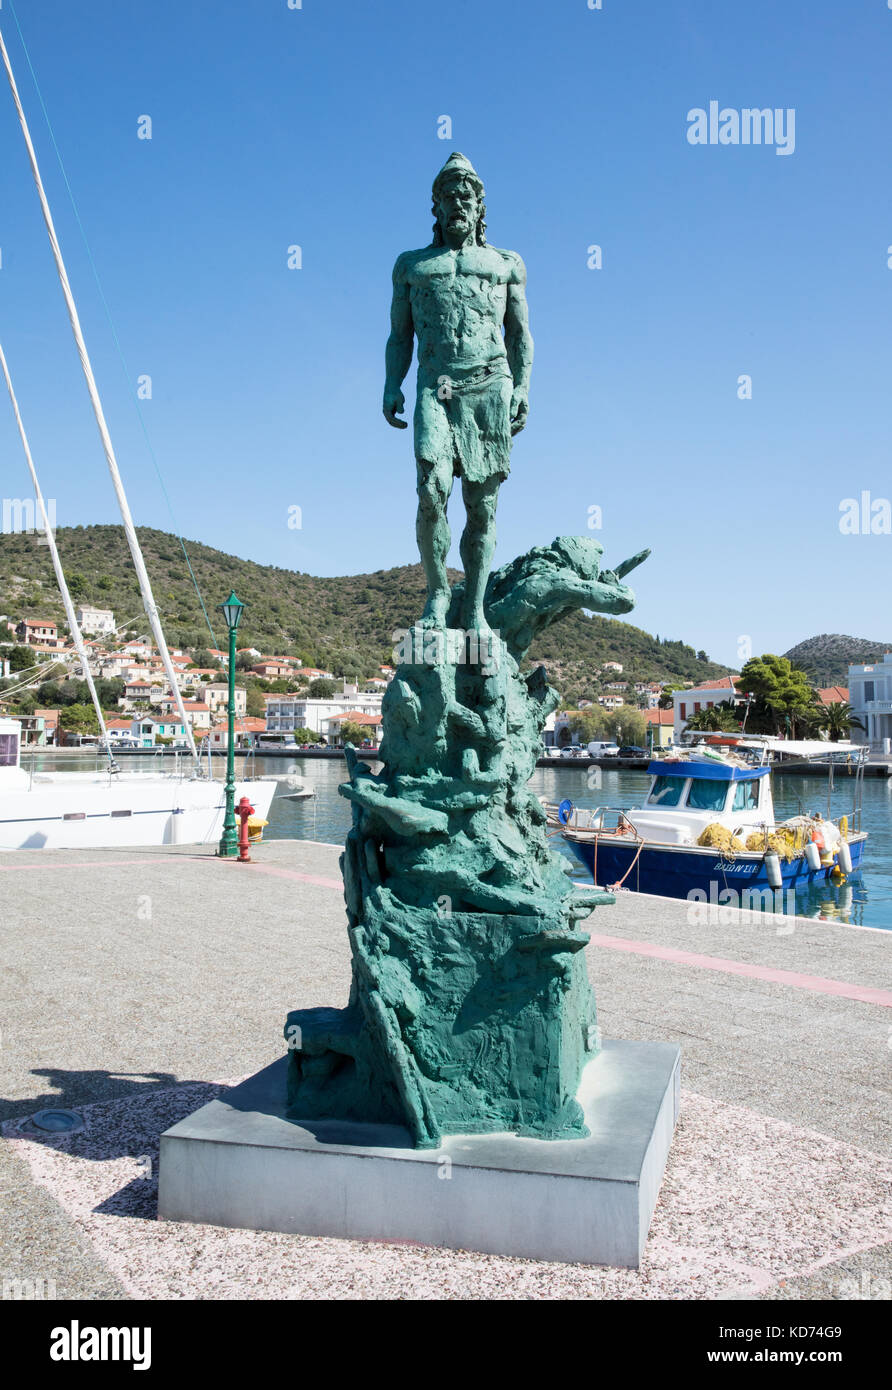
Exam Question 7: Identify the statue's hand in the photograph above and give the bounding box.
[509,387,529,436]
[383,388,408,429]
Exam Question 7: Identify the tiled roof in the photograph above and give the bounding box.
[325,711,382,725]
[685,676,738,693]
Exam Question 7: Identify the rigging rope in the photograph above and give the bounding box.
[5,0,220,654]
[0,17,198,760]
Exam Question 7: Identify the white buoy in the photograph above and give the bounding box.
[837,839,853,874]
[804,841,822,873]
[764,851,783,889]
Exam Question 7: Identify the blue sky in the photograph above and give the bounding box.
[1,0,891,668]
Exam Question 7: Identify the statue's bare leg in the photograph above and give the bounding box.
[416,458,453,625]
[460,476,499,634]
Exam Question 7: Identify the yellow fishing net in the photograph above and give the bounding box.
[697,824,744,854]
[744,825,806,862]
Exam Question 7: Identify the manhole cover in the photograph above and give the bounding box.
[29,1109,84,1133]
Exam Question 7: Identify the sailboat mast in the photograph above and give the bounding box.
[0,339,114,759]
[0,23,198,760]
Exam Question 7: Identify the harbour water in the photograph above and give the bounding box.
[261,758,892,931]
[21,752,892,930]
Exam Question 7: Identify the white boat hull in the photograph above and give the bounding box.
[0,773,277,850]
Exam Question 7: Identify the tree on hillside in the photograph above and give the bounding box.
[658,684,684,709]
[735,655,819,738]
[820,702,866,741]
[244,686,266,719]
[309,678,337,698]
[63,571,87,601]
[1,645,39,673]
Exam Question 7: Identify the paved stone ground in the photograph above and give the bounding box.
[1,839,889,1301]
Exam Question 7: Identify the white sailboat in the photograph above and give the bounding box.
[0,24,275,850]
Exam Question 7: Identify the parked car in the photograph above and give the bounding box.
[587,741,621,758]
[560,744,584,758]
[618,745,648,758]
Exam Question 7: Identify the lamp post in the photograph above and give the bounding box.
[217,590,245,857]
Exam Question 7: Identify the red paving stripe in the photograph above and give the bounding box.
[587,932,892,1008]
[6,854,884,1006]
[240,860,344,891]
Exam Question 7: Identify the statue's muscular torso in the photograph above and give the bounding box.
[394,243,524,386]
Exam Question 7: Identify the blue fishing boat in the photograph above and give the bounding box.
[548,744,867,902]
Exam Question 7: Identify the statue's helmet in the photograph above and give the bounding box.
[431,152,487,246]
[432,151,484,200]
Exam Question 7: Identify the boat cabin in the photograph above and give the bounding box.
[626,758,774,845]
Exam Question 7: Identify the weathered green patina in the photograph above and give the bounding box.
[285,157,648,1147]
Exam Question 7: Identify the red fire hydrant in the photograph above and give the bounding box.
[237,796,255,863]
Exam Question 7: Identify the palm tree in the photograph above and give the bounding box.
[684,701,740,733]
[821,701,866,741]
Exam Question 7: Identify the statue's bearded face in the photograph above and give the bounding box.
[435,176,481,240]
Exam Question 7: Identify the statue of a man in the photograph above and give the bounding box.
[383,153,533,632]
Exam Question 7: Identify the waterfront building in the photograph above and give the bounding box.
[323,711,382,746]
[265,692,383,737]
[673,676,739,741]
[642,707,675,750]
[848,654,892,750]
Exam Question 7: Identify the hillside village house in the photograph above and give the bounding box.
[848,654,892,751]
[265,691,384,738]
[74,605,115,635]
[204,684,246,716]
[673,676,739,741]
[157,698,212,731]
[251,660,293,679]
[602,661,623,674]
[179,668,220,688]
[123,680,154,702]
[16,618,65,648]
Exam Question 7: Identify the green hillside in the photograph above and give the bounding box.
[0,524,733,696]
[783,634,891,687]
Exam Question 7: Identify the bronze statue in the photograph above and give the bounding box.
[383,153,533,632]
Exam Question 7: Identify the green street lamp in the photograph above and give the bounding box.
[217,590,245,857]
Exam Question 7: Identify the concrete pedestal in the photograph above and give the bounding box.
[158,1039,680,1268]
